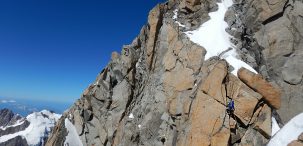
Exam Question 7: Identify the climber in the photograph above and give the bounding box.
[227,99,235,114]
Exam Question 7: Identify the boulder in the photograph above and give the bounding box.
[238,67,281,109]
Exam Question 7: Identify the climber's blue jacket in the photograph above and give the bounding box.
[227,100,235,111]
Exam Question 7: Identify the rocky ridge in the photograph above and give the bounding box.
[0,109,61,146]
[46,0,303,145]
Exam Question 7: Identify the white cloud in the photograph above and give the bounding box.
[0,99,16,104]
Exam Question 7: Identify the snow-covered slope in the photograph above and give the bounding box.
[268,113,303,146]
[184,0,257,76]
[271,117,280,136]
[0,119,26,130]
[64,118,83,146]
[0,110,61,146]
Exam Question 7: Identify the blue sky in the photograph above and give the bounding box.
[0,0,164,111]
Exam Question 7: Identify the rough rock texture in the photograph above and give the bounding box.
[45,117,67,146]
[0,108,23,128]
[287,132,303,146]
[226,74,262,125]
[222,0,303,123]
[236,0,303,123]
[186,91,229,146]
[238,67,281,109]
[46,53,277,146]
[0,108,29,138]
[176,0,218,30]
[0,136,28,146]
[46,0,302,145]
[288,141,303,146]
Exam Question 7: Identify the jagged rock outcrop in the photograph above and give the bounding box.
[0,108,23,128]
[226,0,303,123]
[0,109,29,136]
[46,0,302,145]
[253,0,303,123]
[176,0,218,30]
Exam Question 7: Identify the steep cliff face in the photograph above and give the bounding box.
[46,0,303,145]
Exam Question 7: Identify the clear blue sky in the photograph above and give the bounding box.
[0,0,164,106]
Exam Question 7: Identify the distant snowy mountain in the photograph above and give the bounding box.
[0,98,69,117]
[0,108,61,146]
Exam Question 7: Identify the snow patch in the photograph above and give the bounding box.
[173,9,185,27]
[268,113,303,146]
[184,0,257,76]
[271,117,280,136]
[0,110,61,145]
[129,113,134,119]
[173,9,178,19]
[224,54,258,75]
[0,119,25,130]
[64,118,83,146]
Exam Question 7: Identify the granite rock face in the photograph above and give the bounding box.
[240,0,303,123]
[46,30,277,146]
[224,0,303,123]
[46,0,302,145]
